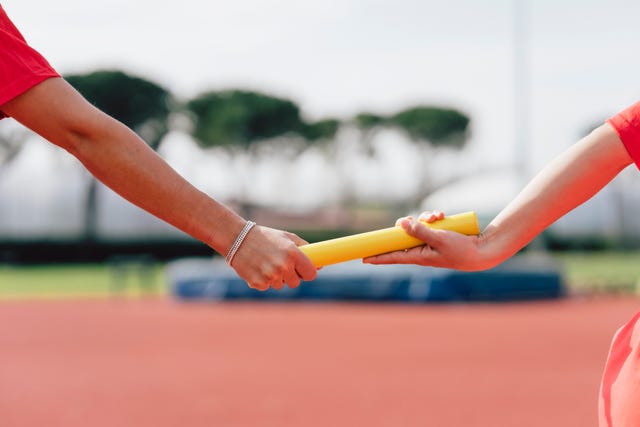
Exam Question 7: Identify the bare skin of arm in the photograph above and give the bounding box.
[2,77,317,289]
[364,123,633,270]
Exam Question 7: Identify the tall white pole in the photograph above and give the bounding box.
[513,0,530,185]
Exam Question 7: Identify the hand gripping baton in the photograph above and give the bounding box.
[299,211,479,268]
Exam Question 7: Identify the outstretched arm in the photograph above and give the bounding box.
[365,123,633,270]
[2,77,317,289]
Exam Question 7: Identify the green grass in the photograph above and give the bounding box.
[552,251,640,295]
[1,251,639,300]
[0,263,167,300]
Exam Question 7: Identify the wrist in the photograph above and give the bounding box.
[225,220,256,266]
[204,207,247,256]
[473,225,508,270]
[476,224,530,270]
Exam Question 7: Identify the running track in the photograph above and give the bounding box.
[1,297,638,427]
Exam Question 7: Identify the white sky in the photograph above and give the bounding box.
[4,0,639,168]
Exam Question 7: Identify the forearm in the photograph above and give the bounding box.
[3,78,318,290]
[479,123,632,265]
[69,117,245,254]
[364,121,636,271]
[3,78,245,255]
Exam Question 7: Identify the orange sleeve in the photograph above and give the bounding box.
[607,102,640,169]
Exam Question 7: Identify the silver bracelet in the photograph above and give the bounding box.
[225,221,256,266]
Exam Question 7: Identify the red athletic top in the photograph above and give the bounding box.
[0,5,60,118]
[598,103,640,427]
[608,102,640,169]
[598,312,640,427]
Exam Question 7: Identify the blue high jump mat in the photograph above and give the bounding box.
[167,252,564,303]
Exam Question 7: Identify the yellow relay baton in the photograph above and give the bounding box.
[299,211,479,268]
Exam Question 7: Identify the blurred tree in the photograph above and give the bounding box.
[354,112,385,130]
[65,70,173,242]
[354,107,469,150]
[186,90,305,150]
[353,112,386,154]
[299,118,341,142]
[185,89,331,213]
[352,105,471,208]
[388,106,469,147]
[390,106,470,206]
[0,122,29,173]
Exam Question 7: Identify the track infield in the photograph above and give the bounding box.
[1,297,638,427]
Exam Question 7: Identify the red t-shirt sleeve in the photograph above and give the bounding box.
[607,102,640,169]
[0,5,60,117]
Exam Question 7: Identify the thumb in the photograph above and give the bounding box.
[401,218,445,247]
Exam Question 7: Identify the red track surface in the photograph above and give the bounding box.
[1,297,638,427]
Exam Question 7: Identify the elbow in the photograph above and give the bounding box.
[54,111,115,160]
[56,127,91,158]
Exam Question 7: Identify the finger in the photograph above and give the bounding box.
[271,279,285,291]
[295,250,319,281]
[401,219,445,248]
[418,211,444,222]
[249,280,269,291]
[283,270,301,288]
[363,251,411,264]
[255,270,278,291]
[364,246,440,266]
[395,215,413,226]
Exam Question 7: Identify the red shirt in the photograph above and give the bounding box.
[0,5,60,117]
[598,103,640,426]
[608,102,640,168]
[598,312,640,427]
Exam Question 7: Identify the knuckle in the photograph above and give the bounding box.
[285,244,299,260]
[272,264,287,279]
